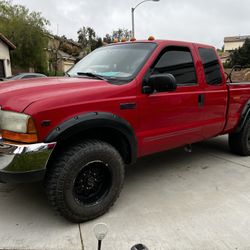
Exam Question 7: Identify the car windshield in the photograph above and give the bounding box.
[68,42,157,83]
[5,74,22,80]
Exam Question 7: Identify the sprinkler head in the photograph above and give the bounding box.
[131,243,149,250]
[93,223,108,241]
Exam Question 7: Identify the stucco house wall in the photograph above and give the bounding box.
[224,35,250,52]
[0,40,12,77]
[224,41,245,52]
[0,34,16,78]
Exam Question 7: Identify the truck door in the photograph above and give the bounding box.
[138,45,205,156]
[195,46,228,139]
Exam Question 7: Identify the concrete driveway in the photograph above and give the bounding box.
[1,135,250,250]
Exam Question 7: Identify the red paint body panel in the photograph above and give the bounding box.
[1,40,250,159]
[223,83,250,133]
[136,42,205,156]
[23,78,139,142]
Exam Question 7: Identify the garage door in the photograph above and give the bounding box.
[0,60,5,78]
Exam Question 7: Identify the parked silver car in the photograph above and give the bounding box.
[0,73,47,81]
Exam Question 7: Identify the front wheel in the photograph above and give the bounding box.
[229,118,250,156]
[45,140,125,222]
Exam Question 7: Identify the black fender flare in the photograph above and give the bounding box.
[235,100,250,133]
[45,112,137,164]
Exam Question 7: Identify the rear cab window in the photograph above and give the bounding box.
[198,47,223,85]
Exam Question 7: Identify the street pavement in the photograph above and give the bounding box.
[1,135,250,249]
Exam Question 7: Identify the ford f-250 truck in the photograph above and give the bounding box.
[1,38,250,222]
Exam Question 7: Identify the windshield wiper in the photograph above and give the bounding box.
[77,72,107,81]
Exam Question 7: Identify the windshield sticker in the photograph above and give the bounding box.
[99,72,120,77]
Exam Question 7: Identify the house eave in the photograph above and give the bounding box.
[0,33,16,50]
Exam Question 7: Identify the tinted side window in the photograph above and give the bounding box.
[154,47,197,85]
[199,48,223,85]
[22,75,34,79]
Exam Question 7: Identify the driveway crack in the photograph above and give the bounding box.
[78,223,84,250]
[208,153,250,169]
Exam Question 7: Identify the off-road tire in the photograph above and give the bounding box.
[45,140,125,222]
[229,118,250,156]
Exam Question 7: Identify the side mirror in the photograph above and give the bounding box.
[143,73,177,94]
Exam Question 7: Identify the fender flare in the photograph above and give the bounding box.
[235,99,250,133]
[45,112,137,164]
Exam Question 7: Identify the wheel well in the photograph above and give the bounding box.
[235,102,250,133]
[48,127,133,165]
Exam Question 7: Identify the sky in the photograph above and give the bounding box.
[12,0,250,49]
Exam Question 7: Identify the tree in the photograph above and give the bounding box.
[86,27,97,51]
[95,38,103,49]
[112,28,131,42]
[228,39,250,67]
[77,26,102,52]
[112,29,132,42]
[0,0,50,73]
[78,26,89,49]
[103,28,132,44]
[103,34,112,44]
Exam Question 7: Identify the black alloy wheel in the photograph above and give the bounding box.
[73,160,112,205]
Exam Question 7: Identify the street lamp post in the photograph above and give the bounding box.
[131,0,160,38]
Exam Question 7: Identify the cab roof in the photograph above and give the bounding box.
[108,39,215,50]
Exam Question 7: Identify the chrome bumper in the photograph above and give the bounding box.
[0,140,56,183]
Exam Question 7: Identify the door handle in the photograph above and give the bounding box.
[198,94,205,107]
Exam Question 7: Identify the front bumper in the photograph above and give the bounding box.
[0,140,56,183]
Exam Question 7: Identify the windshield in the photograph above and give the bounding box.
[5,74,22,80]
[68,43,157,82]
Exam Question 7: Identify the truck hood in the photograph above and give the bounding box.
[0,77,112,112]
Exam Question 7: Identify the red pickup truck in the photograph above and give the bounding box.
[1,39,250,222]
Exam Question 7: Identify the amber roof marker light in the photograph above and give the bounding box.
[131,0,160,38]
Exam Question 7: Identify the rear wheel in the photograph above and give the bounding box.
[45,140,125,222]
[229,118,250,156]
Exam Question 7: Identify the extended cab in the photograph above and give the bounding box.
[1,39,250,222]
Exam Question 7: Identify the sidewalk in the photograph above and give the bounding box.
[1,136,250,249]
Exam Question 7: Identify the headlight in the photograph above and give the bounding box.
[0,110,30,133]
[0,110,38,143]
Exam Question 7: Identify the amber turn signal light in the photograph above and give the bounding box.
[2,130,38,143]
[27,117,37,134]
